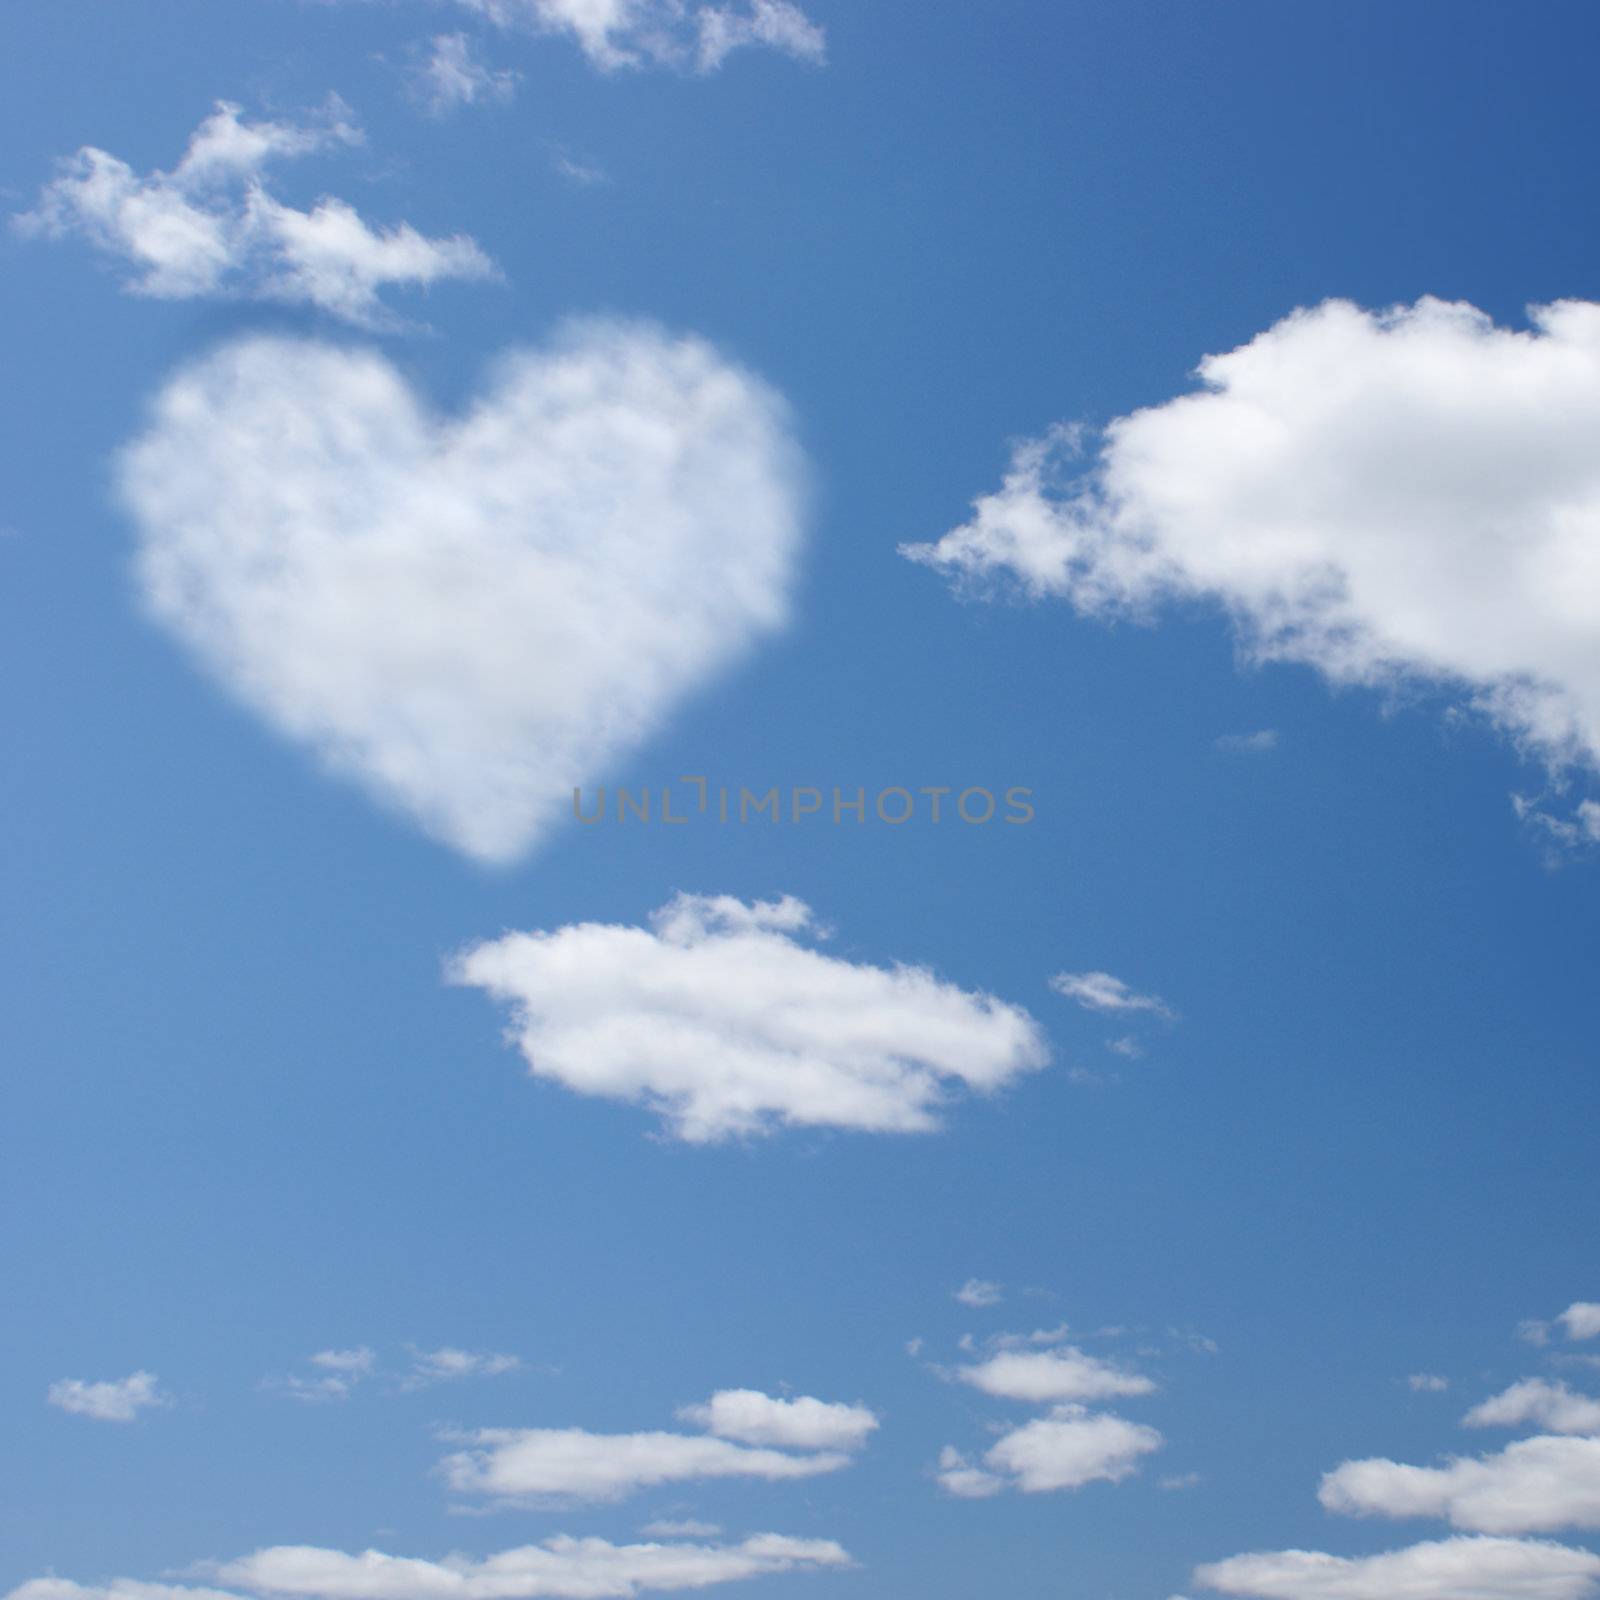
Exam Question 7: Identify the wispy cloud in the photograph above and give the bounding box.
[46,1370,168,1423]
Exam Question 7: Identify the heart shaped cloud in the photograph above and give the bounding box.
[117,321,806,861]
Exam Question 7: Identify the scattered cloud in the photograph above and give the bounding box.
[1106,1035,1144,1059]
[8,1533,851,1600]
[639,1520,721,1539]
[412,33,519,113]
[449,893,1048,1140]
[1162,1471,1204,1490]
[1466,1381,1600,1437]
[940,1404,1162,1497]
[1564,1306,1600,1343]
[677,1390,878,1452]
[405,1347,523,1388]
[46,1370,167,1423]
[1409,1373,1452,1393]
[1050,971,1174,1020]
[268,1347,377,1403]
[904,297,1600,803]
[1319,1434,1600,1533]
[954,1279,1004,1308]
[956,1344,1155,1404]
[440,1426,851,1506]
[1215,730,1279,754]
[15,100,495,326]
[457,0,825,74]
[1193,1536,1600,1600]
[118,325,806,864]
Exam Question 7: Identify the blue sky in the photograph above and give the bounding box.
[3,3,1600,1598]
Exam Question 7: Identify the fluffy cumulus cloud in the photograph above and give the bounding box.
[1193,1536,1600,1600]
[957,1344,1155,1404]
[449,893,1048,1140]
[1049,970,1174,1018]
[457,0,825,73]
[937,1405,1162,1498]
[677,1389,878,1452]
[117,326,806,864]
[1467,1381,1600,1437]
[1319,1435,1600,1534]
[14,100,495,325]
[1564,1307,1600,1343]
[45,1370,167,1423]
[6,1533,850,1600]
[904,297,1600,812]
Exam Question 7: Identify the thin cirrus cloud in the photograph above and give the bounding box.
[46,1370,168,1423]
[1049,970,1174,1020]
[903,297,1600,836]
[448,893,1049,1141]
[4,1532,851,1600]
[117,325,806,865]
[412,33,520,113]
[439,1390,866,1505]
[455,0,826,74]
[14,99,496,326]
[405,1346,524,1388]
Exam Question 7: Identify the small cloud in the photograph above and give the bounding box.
[412,33,520,114]
[955,1279,1003,1309]
[1160,1471,1203,1490]
[1518,1318,1553,1347]
[1407,1373,1450,1393]
[1513,794,1600,861]
[1215,729,1279,754]
[47,1370,168,1423]
[268,1346,377,1402]
[550,148,610,186]
[404,1346,522,1389]
[640,1519,722,1539]
[1050,971,1175,1020]
[1106,1035,1144,1060]
[1561,1303,1600,1342]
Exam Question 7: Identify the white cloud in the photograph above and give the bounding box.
[405,1347,523,1387]
[15,100,494,326]
[46,1370,167,1423]
[1563,1307,1600,1343]
[1467,1382,1600,1437]
[440,1425,850,1504]
[414,33,519,112]
[1408,1373,1451,1393]
[1215,730,1280,754]
[1193,1536,1600,1600]
[7,1534,850,1600]
[638,1521,721,1539]
[117,325,805,865]
[1319,1435,1600,1534]
[1050,971,1174,1019]
[677,1390,878,1452]
[954,1278,1004,1308]
[449,893,1048,1140]
[458,0,825,73]
[269,1347,376,1402]
[904,297,1600,795]
[957,1345,1155,1404]
[940,1404,1162,1496]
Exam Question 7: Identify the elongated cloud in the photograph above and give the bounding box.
[1050,970,1174,1018]
[937,1404,1162,1498]
[905,298,1600,804]
[459,0,825,73]
[957,1345,1155,1404]
[6,1532,850,1600]
[440,1426,849,1504]
[118,326,805,864]
[450,893,1048,1140]
[1194,1536,1600,1600]
[678,1390,878,1451]
[1467,1382,1600,1437]
[46,1370,167,1423]
[1319,1435,1600,1534]
[15,100,494,325]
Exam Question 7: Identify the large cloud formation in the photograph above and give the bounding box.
[118,327,806,864]
[6,1532,850,1600]
[449,893,1048,1140]
[905,297,1600,800]
[15,100,495,325]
